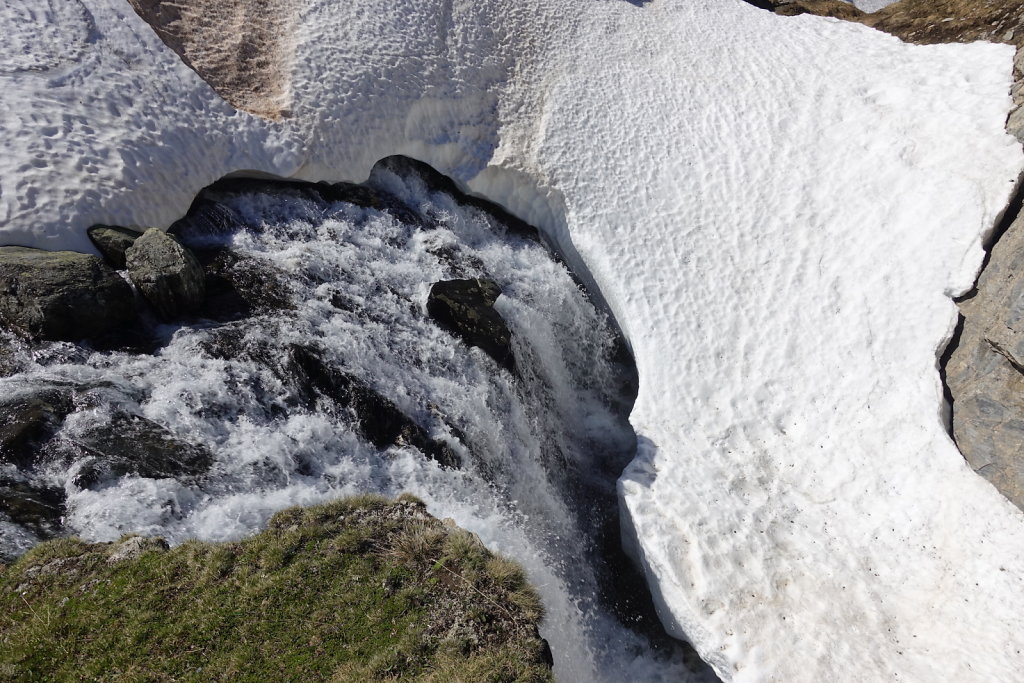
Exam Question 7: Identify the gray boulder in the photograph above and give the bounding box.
[87,225,143,269]
[0,246,136,341]
[946,206,1024,510]
[125,228,205,321]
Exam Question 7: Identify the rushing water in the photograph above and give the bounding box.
[0,159,697,681]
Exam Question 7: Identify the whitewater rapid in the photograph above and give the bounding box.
[0,167,694,681]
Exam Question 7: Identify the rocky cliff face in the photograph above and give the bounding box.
[945,192,1024,510]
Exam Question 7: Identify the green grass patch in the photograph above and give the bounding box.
[0,496,552,682]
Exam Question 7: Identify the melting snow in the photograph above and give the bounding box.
[2,0,1023,680]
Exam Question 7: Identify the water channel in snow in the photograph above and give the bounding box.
[0,159,705,682]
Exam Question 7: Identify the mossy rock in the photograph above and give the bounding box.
[0,495,553,682]
[0,247,136,341]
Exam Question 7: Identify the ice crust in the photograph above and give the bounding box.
[3,0,1024,680]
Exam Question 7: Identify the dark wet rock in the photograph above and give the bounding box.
[0,478,65,538]
[183,177,424,229]
[125,229,206,321]
[192,247,292,321]
[0,390,73,469]
[87,225,144,270]
[427,278,515,372]
[370,156,540,241]
[288,345,461,468]
[0,247,137,342]
[168,197,248,243]
[70,411,214,488]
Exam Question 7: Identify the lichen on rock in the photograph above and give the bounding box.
[125,228,206,321]
[0,247,136,341]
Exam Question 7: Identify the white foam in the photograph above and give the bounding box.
[4,179,684,680]
[3,0,1024,680]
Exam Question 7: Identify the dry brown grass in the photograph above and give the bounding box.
[756,0,1024,46]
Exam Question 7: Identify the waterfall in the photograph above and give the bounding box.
[0,160,698,681]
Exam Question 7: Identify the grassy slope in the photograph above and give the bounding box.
[0,494,553,682]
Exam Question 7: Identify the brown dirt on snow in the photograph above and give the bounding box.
[128,0,298,120]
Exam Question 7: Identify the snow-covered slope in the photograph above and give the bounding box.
[3,1,1024,680]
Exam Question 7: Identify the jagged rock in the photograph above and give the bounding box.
[125,229,206,321]
[1009,47,1024,144]
[87,225,143,269]
[71,411,214,488]
[288,345,461,468]
[947,207,1024,509]
[0,389,73,469]
[0,247,136,341]
[427,278,515,372]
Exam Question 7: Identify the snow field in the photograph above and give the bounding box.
[2,0,1023,680]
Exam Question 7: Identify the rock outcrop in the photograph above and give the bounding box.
[287,345,462,469]
[946,205,1024,509]
[427,279,515,373]
[0,479,64,542]
[0,247,136,341]
[125,228,206,321]
[69,411,215,488]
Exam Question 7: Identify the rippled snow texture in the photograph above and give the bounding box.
[2,1,1024,681]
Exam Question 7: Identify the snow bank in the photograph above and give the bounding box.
[3,0,1024,680]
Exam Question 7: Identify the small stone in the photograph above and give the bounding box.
[107,536,169,564]
[125,229,206,321]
